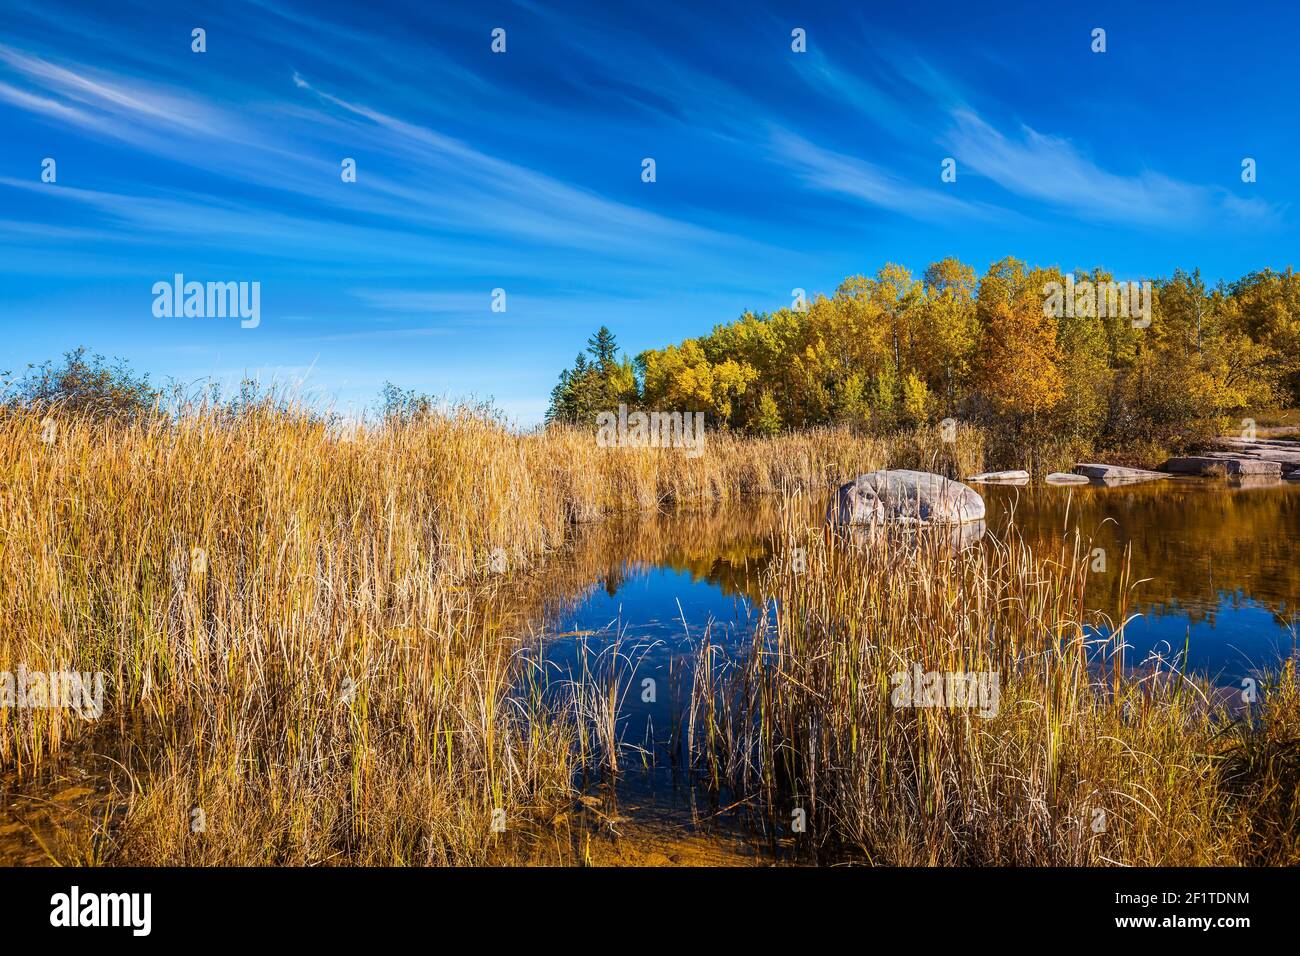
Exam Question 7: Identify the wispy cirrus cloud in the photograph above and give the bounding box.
[0,35,793,283]
[288,71,765,256]
[768,127,1007,224]
[772,40,1284,233]
[0,77,103,126]
[0,43,241,137]
[945,108,1281,228]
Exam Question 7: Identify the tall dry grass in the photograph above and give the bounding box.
[535,419,983,520]
[7,401,1294,866]
[682,503,1300,865]
[2,403,945,864]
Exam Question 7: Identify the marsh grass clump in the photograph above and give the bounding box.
[0,401,904,864]
[1216,663,1300,865]
[6,396,1290,866]
[682,508,1300,865]
[0,402,587,864]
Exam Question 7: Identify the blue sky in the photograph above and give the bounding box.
[0,0,1295,424]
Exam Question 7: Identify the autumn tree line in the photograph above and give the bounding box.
[547,258,1300,461]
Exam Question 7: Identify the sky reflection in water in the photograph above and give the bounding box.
[547,482,1300,722]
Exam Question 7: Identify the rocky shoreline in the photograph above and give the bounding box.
[978,434,1300,486]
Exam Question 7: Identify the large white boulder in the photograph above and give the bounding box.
[826,469,986,527]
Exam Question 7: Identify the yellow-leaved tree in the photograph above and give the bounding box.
[638,339,757,426]
[974,296,1065,422]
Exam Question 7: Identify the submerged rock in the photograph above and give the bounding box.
[1229,475,1286,489]
[1045,472,1090,485]
[1072,463,1167,484]
[966,469,1030,483]
[827,469,986,526]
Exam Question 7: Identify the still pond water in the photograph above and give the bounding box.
[528,478,1299,861]
[546,478,1300,746]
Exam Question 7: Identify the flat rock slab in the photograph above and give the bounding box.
[1212,439,1300,457]
[1216,437,1300,450]
[1205,440,1300,475]
[827,469,985,526]
[1045,472,1090,484]
[966,470,1030,483]
[1073,463,1168,483]
[1221,458,1300,475]
[1211,444,1300,459]
[1161,456,1282,477]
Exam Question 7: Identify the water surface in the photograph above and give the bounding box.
[548,479,1300,744]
